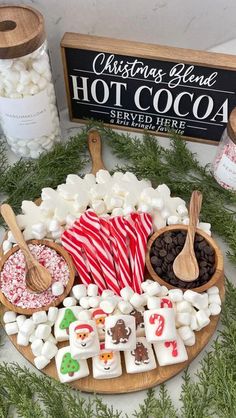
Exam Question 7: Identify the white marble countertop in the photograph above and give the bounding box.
[1,40,236,415]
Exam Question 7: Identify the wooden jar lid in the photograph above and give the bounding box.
[0,5,45,59]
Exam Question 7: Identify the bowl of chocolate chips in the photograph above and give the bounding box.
[146,225,224,292]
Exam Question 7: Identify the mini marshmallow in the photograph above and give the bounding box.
[34,355,50,370]
[89,296,100,308]
[47,307,58,324]
[184,333,196,346]
[193,293,209,310]
[168,289,183,303]
[102,289,114,299]
[207,286,219,295]
[176,313,191,327]
[45,333,57,344]
[32,311,48,324]
[130,293,146,309]
[144,308,177,343]
[31,339,44,357]
[20,319,35,336]
[48,219,60,232]
[209,303,221,316]
[2,240,12,253]
[118,300,133,314]
[69,320,100,359]
[3,311,17,324]
[35,324,51,340]
[147,296,160,310]
[55,346,89,383]
[105,315,136,351]
[52,282,64,297]
[160,286,169,296]
[145,281,162,297]
[178,326,194,341]
[79,297,91,310]
[72,284,87,300]
[176,300,192,313]
[167,215,180,225]
[17,332,29,346]
[5,322,18,335]
[78,310,91,321]
[190,314,198,331]
[87,284,98,297]
[141,280,154,293]
[176,204,188,216]
[16,315,26,328]
[42,341,58,360]
[63,297,77,307]
[29,332,37,343]
[120,286,134,301]
[196,310,210,329]
[100,297,118,314]
[208,294,221,306]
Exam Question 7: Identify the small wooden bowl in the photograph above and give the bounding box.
[0,239,75,315]
[146,225,224,293]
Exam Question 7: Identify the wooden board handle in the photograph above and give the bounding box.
[87,130,106,175]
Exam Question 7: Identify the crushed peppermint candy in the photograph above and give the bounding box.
[0,244,70,309]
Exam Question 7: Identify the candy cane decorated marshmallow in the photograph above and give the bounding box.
[144,308,177,343]
[153,333,188,366]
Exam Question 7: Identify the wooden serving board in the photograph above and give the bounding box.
[0,278,224,394]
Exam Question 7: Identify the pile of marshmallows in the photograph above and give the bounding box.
[3,280,221,378]
[0,41,60,158]
[2,170,211,253]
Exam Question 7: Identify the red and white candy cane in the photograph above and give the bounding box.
[160,298,173,309]
[100,217,121,287]
[61,229,92,286]
[70,223,107,293]
[109,216,132,288]
[132,212,153,293]
[149,313,165,337]
[124,215,137,274]
[79,211,120,294]
[164,340,178,357]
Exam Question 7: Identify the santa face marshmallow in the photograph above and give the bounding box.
[144,307,177,343]
[92,342,122,379]
[90,308,108,340]
[69,320,100,360]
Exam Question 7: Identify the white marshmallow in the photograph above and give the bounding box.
[35,324,51,340]
[3,311,17,324]
[55,346,89,383]
[176,300,192,313]
[69,320,100,359]
[184,333,196,346]
[146,282,162,297]
[52,282,64,297]
[42,341,58,360]
[17,332,29,346]
[153,333,188,366]
[78,310,91,321]
[2,240,12,253]
[124,337,156,374]
[102,289,114,299]
[89,296,100,308]
[20,319,35,336]
[141,280,154,293]
[147,296,160,310]
[193,293,209,310]
[29,332,37,343]
[34,355,50,370]
[208,294,221,306]
[207,286,219,295]
[72,284,87,300]
[176,313,191,327]
[5,322,19,335]
[47,307,58,324]
[118,300,133,314]
[79,296,91,310]
[63,297,77,307]
[160,286,169,296]
[87,284,98,297]
[190,314,198,331]
[167,215,180,225]
[178,326,194,341]
[105,315,136,351]
[196,310,210,329]
[144,308,177,343]
[54,306,82,342]
[168,289,183,303]
[100,297,118,314]
[31,339,44,357]
[16,315,26,328]
[209,303,221,316]
[176,204,188,216]
[120,286,134,301]
[130,293,146,309]
[48,219,60,232]
[32,311,48,324]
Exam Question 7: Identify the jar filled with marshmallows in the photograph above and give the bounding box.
[213,108,236,191]
[0,5,60,158]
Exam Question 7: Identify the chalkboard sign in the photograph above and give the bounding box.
[61,33,236,144]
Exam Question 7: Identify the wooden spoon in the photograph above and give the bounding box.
[1,204,52,293]
[173,190,203,282]
[87,129,106,174]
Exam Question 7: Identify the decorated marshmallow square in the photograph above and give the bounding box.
[54,307,82,342]
[105,314,136,351]
[55,346,89,383]
[90,308,108,340]
[144,308,177,343]
[92,342,122,379]
[69,320,100,360]
[124,337,156,374]
[130,308,145,337]
[153,333,188,366]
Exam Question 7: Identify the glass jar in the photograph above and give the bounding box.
[213,108,236,191]
[0,5,60,159]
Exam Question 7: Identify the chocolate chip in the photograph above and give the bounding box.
[159,249,167,258]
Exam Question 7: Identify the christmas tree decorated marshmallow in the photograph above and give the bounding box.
[69,320,100,360]
[92,342,122,379]
[55,346,89,383]
[54,307,82,342]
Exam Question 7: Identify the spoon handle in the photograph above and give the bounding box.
[188,190,203,240]
[1,204,32,257]
[87,129,106,175]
